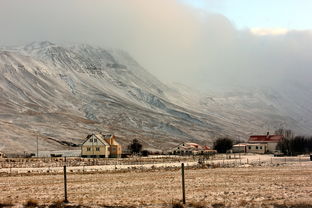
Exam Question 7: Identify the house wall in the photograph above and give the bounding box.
[105,137,122,158]
[232,145,246,153]
[246,144,267,154]
[173,150,193,155]
[81,135,109,157]
[109,144,122,158]
[81,145,109,158]
[267,142,278,153]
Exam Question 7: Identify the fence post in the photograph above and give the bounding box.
[64,165,68,203]
[299,156,301,165]
[181,163,186,204]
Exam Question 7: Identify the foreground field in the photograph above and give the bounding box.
[1,161,312,208]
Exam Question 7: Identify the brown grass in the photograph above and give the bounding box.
[1,165,312,208]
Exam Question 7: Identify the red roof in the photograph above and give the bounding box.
[248,135,283,142]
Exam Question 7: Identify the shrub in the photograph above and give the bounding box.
[48,200,67,208]
[172,202,184,208]
[127,139,143,154]
[211,203,225,208]
[189,201,206,208]
[24,199,38,208]
[213,137,233,153]
[0,201,13,208]
[141,150,149,157]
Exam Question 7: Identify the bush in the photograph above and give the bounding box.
[0,201,13,208]
[24,199,38,208]
[128,139,143,154]
[172,202,184,208]
[141,150,149,157]
[213,137,233,153]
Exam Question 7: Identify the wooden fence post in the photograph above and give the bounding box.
[64,166,68,203]
[299,156,301,165]
[181,163,186,204]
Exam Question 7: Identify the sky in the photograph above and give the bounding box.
[0,0,311,91]
[181,0,312,30]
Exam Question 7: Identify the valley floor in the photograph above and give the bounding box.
[1,156,312,208]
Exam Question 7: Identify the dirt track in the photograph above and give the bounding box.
[1,161,312,207]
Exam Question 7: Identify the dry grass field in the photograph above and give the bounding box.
[1,158,312,208]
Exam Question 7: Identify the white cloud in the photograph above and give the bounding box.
[0,0,311,90]
[250,28,289,36]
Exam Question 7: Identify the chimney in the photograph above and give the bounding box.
[266,132,270,138]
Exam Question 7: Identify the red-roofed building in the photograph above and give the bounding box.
[248,132,284,153]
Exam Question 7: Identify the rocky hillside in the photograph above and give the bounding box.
[0,41,310,154]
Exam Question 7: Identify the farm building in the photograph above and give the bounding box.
[170,142,215,155]
[233,132,284,154]
[232,143,248,153]
[232,143,267,154]
[81,134,122,158]
[248,132,283,153]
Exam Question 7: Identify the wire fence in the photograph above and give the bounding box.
[0,155,311,207]
[0,154,310,175]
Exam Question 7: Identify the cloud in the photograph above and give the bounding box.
[250,28,289,36]
[0,0,311,90]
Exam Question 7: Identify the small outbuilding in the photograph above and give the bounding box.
[232,143,248,153]
[232,143,267,154]
[170,142,215,155]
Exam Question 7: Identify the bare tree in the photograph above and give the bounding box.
[274,128,294,139]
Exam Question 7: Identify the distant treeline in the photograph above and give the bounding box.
[277,136,312,155]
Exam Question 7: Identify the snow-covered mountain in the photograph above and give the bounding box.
[0,41,311,153]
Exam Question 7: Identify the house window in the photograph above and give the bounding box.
[96,147,100,151]
[256,146,259,149]
[94,139,97,143]
[248,146,251,150]
[260,146,262,149]
[90,138,93,142]
[87,147,91,151]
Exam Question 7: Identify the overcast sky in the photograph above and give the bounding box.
[0,0,311,90]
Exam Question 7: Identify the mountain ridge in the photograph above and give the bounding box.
[0,42,311,154]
